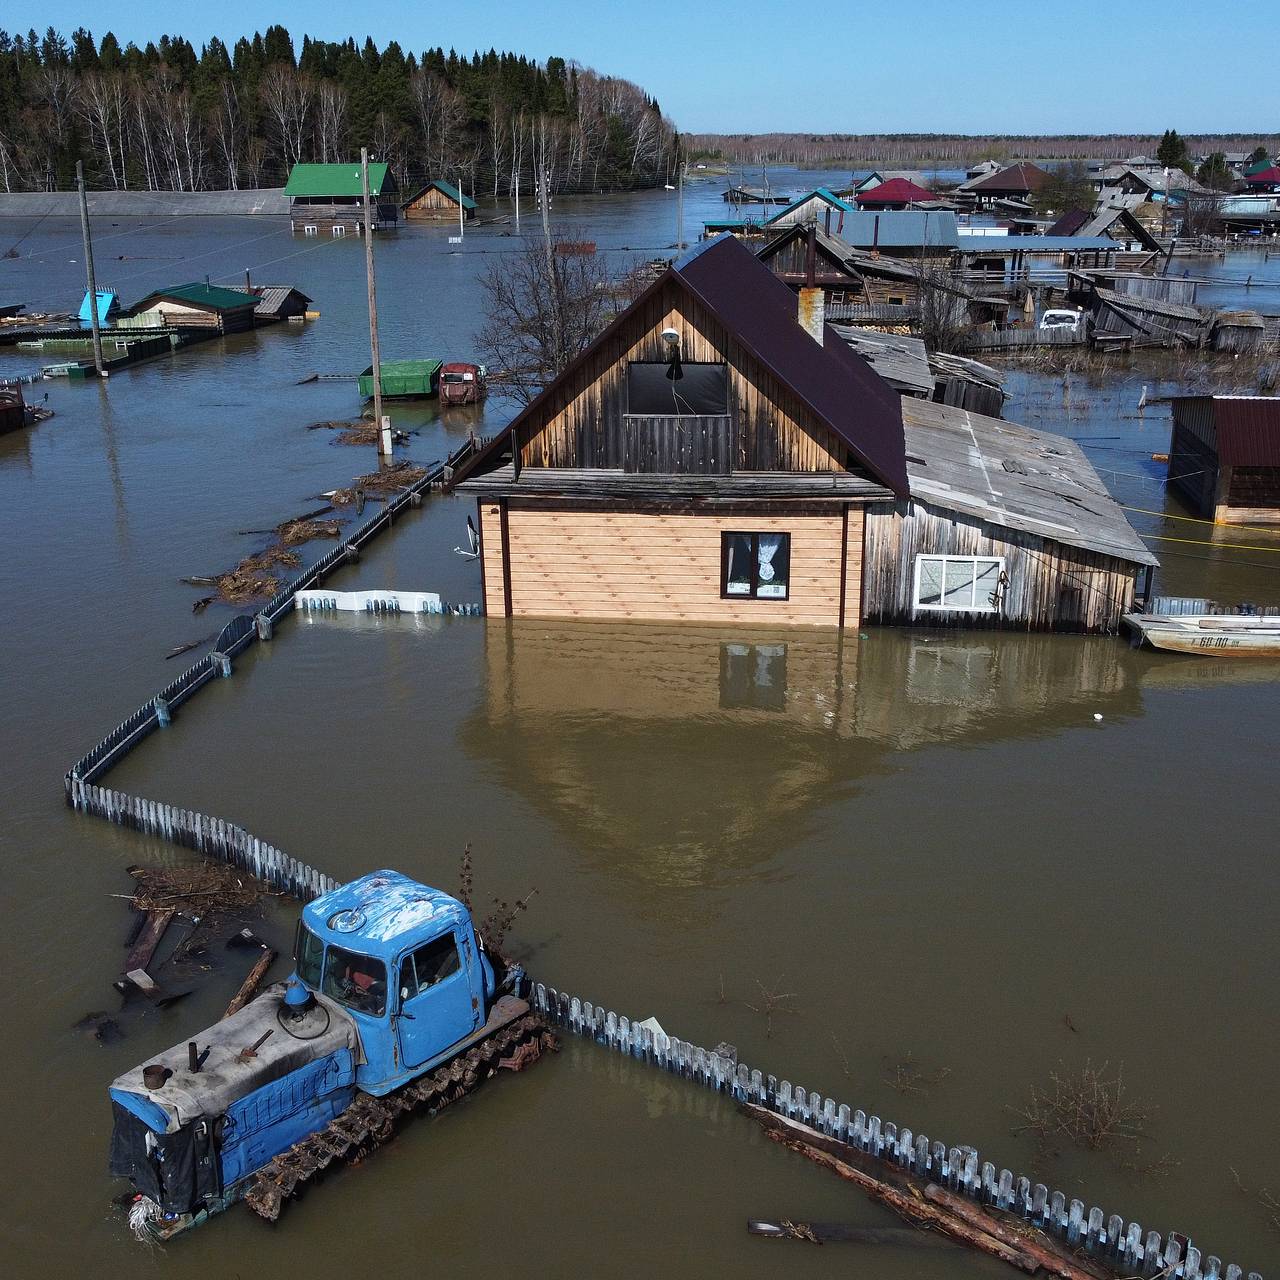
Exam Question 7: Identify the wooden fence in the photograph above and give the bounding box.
[962,327,1085,352]
[531,983,1260,1280]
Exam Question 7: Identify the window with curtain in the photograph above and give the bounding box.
[914,555,1004,613]
[721,532,791,600]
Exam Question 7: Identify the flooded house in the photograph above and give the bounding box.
[116,282,259,334]
[283,162,399,234]
[401,180,477,222]
[754,223,923,310]
[1167,395,1280,525]
[957,162,1051,208]
[451,234,1153,634]
[453,233,907,628]
[764,187,854,231]
[854,177,940,210]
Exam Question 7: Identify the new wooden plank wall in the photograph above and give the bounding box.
[520,282,847,474]
[863,500,1138,633]
[488,505,864,627]
[478,501,507,616]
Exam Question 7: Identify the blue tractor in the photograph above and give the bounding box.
[108,870,552,1237]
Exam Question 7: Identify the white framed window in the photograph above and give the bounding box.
[913,555,1005,613]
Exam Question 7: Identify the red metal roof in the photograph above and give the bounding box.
[1184,395,1280,466]
[1244,166,1280,185]
[854,178,938,206]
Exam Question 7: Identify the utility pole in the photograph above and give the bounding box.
[76,161,105,377]
[676,160,685,251]
[458,173,465,242]
[362,148,390,460]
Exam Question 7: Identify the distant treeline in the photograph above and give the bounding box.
[0,26,679,196]
[687,132,1280,167]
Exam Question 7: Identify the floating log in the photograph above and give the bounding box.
[748,1218,955,1247]
[746,1106,1106,1280]
[223,948,277,1019]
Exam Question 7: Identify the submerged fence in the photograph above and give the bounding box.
[64,439,481,896]
[532,984,1261,1280]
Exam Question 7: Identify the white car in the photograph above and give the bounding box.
[1039,309,1085,335]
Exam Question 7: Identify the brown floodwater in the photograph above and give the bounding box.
[2,173,1279,1277]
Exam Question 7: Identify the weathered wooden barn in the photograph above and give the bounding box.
[863,399,1158,632]
[402,180,477,221]
[0,381,25,434]
[453,233,908,628]
[1168,395,1280,525]
[764,187,853,231]
[755,223,923,308]
[117,282,258,334]
[1092,287,1206,348]
[283,162,399,234]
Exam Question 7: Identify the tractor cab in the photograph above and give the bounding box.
[294,870,496,1095]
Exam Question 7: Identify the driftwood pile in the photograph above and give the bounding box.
[330,459,428,505]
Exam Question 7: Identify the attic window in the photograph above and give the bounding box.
[627,361,728,416]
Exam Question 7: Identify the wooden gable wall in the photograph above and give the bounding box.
[519,279,848,474]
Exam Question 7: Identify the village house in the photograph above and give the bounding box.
[854,177,941,211]
[283,162,399,235]
[957,162,1051,208]
[451,234,1154,633]
[401,179,478,222]
[115,282,259,334]
[764,187,854,232]
[1167,396,1280,525]
[754,223,924,309]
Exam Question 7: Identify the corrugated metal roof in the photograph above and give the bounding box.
[956,235,1121,252]
[854,178,938,205]
[284,163,392,198]
[131,282,258,312]
[1177,395,1280,466]
[899,398,1158,566]
[252,285,312,317]
[840,210,960,249]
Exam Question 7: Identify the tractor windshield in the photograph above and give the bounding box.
[322,944,388,1017]
[295,922,325,989]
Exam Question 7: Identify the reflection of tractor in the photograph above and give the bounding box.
[439,361,487,405]
[109,870,552,1238]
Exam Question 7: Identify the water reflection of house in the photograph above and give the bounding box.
[465,622,1140,871]
[452,234,1153,635]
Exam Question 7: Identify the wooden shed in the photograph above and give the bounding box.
[402,180,477,222]
[284,162,399,235]
[1091,287,1206,348]
[452,233,908,629]
[119,282,258,334]
[1168,395,1280,524]
[863,399,1157,633]
[764,188,853,231]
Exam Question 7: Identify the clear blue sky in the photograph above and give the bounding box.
[26,0,1280,135]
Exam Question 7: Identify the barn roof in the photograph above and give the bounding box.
[284,162,392,198]
[1174,395,1280,466]
[455,233,909,496]
[839,210,959,249]
[899,398,1158,566]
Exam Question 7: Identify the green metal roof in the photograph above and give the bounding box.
[406,179,476,211]
[284,162,392,198]
[133,282,258,312]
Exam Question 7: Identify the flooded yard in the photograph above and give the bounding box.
[2,172,1279,1276]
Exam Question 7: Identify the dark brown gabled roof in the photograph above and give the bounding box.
[968,162,1051,195]
[456,234,907,496]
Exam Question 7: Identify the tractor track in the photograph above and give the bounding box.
[244,1013,557,1221]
